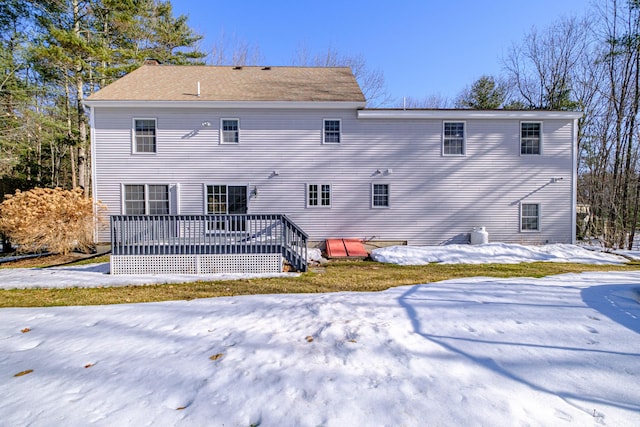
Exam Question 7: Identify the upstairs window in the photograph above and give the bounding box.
[221,119,239,144]
[521,203,540,231]
[307,184,331,207]
[133,119,156,153]
[323,119,341,143]
[124,184,169,215]
[521,122,541,155]
[372,183,390,208]
[443,122,465,156]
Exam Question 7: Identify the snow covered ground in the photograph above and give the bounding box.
[0,262,297,290]
[1,243,639,426]
[371,242,629,265]
[0,243,630,290]
[1,271,639,426]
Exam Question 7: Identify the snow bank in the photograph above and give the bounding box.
[371,243,629,265]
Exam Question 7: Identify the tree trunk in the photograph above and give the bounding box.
[64,74,77,189]
[70,146,76,189]
[73,0,88,196]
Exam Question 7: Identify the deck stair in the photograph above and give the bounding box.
[325,238,368,259]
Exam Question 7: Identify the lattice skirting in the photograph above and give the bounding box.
[111,254,282,275]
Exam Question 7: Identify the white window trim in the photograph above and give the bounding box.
[131,118,157,155]
[121,183,171,215]
[442,121,466,157]
[306,183,332,208]
[322,118,342,144]
[220,118,240,144]
[520,121,543,156]
[371,183,390,208]
[520,202,541,232]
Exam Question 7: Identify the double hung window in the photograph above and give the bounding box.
[521,203,540,231]
[133,119,157,153]
[323,119,341,143]
[443,122,465,155]
[372,184,390,208]
[221,119,239,144]
[124,184,169,215]
[521,122,541,155]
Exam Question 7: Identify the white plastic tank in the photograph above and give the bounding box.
[470,227,489,245]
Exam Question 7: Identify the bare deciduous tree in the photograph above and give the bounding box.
[504,16,590,110]
[526,1,640,248]
[395,94,453,109]
[292,45,391,107]
[209,31,262,66]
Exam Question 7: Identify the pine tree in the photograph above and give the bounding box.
[455,75,506,109]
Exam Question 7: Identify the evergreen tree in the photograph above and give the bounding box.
[18,0,205,193]
[0,1,34,179]
[455,75,506,109]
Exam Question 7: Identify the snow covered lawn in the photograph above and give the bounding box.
[0,262,296,290]
[0,243,630,290]
[1,271,639,426]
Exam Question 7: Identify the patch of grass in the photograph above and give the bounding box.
[68,254,111,266]
[0,253,110,269]
[1,259,640,308]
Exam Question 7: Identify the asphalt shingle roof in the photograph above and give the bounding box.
[87,65,365,103]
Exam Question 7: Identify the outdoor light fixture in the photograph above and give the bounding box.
[201,121,211,127]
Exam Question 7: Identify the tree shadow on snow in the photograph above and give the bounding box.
[581,284,640,335]
[396,282,640,416]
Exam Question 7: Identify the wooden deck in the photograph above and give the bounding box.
[110,214,308,273]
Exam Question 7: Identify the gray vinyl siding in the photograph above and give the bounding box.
[92,107,574,245]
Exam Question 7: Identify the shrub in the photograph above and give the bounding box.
[0,187,101,254]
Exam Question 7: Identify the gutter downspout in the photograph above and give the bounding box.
[88,105,99,244]
[571,117,578,244]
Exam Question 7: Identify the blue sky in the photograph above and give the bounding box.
[171,0,590,104]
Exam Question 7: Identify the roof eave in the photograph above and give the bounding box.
[357,109,584,120]
[84,100,366,109]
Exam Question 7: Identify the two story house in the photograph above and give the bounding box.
[85,64,580,272]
